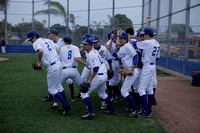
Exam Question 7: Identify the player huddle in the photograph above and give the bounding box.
[27,25,160,119]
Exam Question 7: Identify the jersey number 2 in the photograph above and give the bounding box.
[45,41,53,51]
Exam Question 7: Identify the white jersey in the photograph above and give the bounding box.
[86,50,107,74]
[117,42,137,70]
[106,39,118,60]
[32,38,59,66]
[128,38,137,46]
[53,38,65,51]
[59,45,81,67]
[92,45,112,62]
[136,39,160,64]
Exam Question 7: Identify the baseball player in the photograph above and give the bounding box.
[58,35,88,95]
[73,33,93,99]
[145,16,159,105]
[48,29,76,103]
[27,30,71,115]
[105,31,140,117]
[80,38,116,119]
[92,35,113,109]
[80,33,93,83]
[42,29,75,103]
[106,30,121,102]
[133,27,160,118]
[125,29,144,112]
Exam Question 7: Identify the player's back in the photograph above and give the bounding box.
[59,45,81,67]
[33,38,59,66]
[137,39,160,64]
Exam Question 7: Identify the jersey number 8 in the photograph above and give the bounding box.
[68,50,72,59]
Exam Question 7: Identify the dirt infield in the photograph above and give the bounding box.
[0,57,9,61]
[153,76,200,133]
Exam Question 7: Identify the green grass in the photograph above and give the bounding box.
[156,69,171,76]
[0,54,167,133]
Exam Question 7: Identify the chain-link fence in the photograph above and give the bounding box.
[142,0,200,63]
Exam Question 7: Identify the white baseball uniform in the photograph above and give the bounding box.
[81,50,108,100]
[81,52,91,82]
[136,39,160,96]
[53,38,73,84]
[92,45,112,70]
[59,44,83,86]
[106,40,120,86]
[32,38,64,95]
[116,42,139,98]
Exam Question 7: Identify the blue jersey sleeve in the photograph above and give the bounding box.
[133,54,139,65]
[112,51,119,59]
[93,67,99,72]
[132,41,137,49]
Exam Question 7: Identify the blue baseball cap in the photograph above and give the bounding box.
[48,29,58,35]
[63,35,72,44]
[136,32,144,37]
[111,29,116,34]
[82,38,93,45]
[83,33,92,39]
[92,35,100,43]
[144,27,154,35]
[117,31,128,39]
[27,30,38,40]
[107,32,112,39]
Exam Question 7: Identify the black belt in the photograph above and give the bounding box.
[51,62,56,66]
[150,63,154,65]
[98,73,103,75]
[63,66,76,69]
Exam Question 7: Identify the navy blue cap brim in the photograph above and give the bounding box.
[82,41,89,45]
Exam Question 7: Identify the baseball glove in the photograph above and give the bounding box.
[119,69,133,76]
[32,63,42,71]
[79,81,90,93]
[107,70,114,80]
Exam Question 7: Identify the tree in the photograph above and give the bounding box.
[73,26,93,45]
[13,20,47,39]
[0,19,12,37]
[0,0,10,39]
[105,14,133,30]
[114,14,133,30]
[170,24,193,33]
[50,24,67,37]
[91,21,103,38]
[35,1,75,34]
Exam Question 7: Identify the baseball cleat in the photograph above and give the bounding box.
[58,104,71,115]
[137,111,151,118]
[104,110,116,115]
[81,112,95,119]
[42,95,53,102]
[128,110,138,117]
[71,96,76,102]
[50,102,58,109]
[152,98,157,105]
[101,101,107,110]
